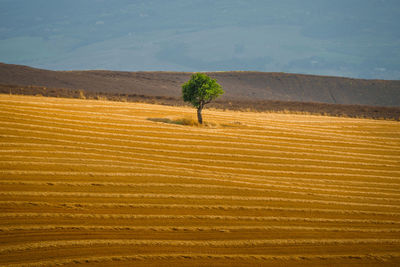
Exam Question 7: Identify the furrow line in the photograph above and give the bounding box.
[3,129,398,163]
[2,178,400,199]
[0,101,150,121]
[2,201,400,217]
[3,144,399,170]
[3,136,398,166]
[1,192,400,209]
[3,149,400,178]
[2,98,396,125]
[3,252,400,267]
[233,121,400,138]
[2,158,400,183]
[2,109,399,145]
[3,104,399,137]
[0,106,154,129]
[2,213,399,225]
[2,225,400,233]
[2,169,400,194]
[2,239,400,254]
[211,111,398,124]
[0,98,190,112]
[1,179,400,203]
[2,120,398,152]
[2,147,398,172]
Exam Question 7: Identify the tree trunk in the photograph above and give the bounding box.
[197,106,203,124]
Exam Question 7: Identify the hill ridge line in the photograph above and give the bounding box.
[1,63,400,108]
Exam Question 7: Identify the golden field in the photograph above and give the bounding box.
[0,94,399,266]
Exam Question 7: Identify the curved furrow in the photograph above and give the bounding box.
[3,212,400,224]
[2,109,399,147]
[2,201,400,217]
[213,111,398,124]
[3,163,400,208]
[1,143,398,191]
[3,130,398,164]
[2,168,400,195]
[0,102,166,125]
[3,129,400,175]
[0,107,397,137]
[5,156,398,194]
[2,253,399,267]
[0,115,399,164]
[1,103,399,149]
[2,192,400,210]
[2,128,398,167]
[2,119,399,152]
[0,98,191,113]
[2,157,400,184]
[2,175,400,199]
[2,224,400,233]
[2,238,400,254]
[3,105,399,140]
[3,136,399,167]
[0,98,395,125]
[3,148,400,178]
[1,159,400,196]
[1,95,400,266]
[2,99,397,141]
[2,176,400,205]
[3,148,398,173]
[3,143,399,169]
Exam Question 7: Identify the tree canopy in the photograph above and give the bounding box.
[182,73,224,124]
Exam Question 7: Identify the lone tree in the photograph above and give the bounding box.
[182,73,224,124]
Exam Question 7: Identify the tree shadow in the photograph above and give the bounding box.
[147,117,219,127]
[147,117,198,126]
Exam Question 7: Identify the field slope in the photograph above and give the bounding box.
[0,94,400,266]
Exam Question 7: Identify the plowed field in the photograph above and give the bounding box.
[1,94,399,266]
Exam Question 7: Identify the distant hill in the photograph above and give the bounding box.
[0,63,399,107]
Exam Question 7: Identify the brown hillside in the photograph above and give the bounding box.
[1,63,399,107]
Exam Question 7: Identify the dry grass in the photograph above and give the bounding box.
[148,116,218,127]
[0,94,400,266]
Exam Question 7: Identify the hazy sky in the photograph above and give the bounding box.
[0,0,399,79]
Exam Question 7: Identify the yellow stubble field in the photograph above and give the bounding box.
[0,94,399,266]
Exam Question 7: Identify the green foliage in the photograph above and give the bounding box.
[182,73,224,109]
